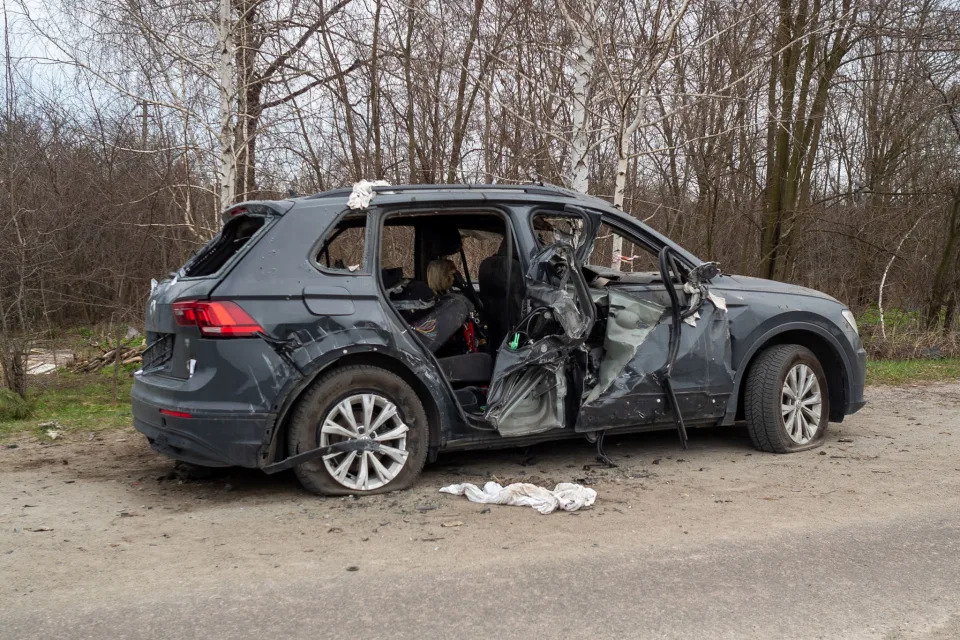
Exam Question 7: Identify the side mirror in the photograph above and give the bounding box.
[690,261,721,284]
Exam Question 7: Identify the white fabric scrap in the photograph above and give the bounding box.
[683,311,701,327]
[707,291,727,311]
[347,179,391,209]
[439,481,596,515]
[27,363,57,375]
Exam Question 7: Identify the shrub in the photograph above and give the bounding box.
[0,388,34,420]
[859,308,960,360]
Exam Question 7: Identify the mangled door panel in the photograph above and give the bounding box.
[577,285,734,432]
[583,290,665,404]
[483,338,568,436]
[483,243,594,436]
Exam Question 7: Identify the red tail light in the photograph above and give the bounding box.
[160,409,192,418]
[172,300,264,337]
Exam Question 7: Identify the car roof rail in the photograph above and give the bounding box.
[304,182,584,201]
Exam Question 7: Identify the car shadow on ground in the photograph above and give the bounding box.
[124,423,756,506]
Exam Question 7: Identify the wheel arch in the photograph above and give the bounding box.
[260,349,446,467]
[726,324,850,424]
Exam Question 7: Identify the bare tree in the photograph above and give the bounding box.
[3,0,960,354]
[598,0,690,266]
[759,0,859,280]
[561,0,600,193]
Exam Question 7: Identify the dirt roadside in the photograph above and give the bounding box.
[2,382,960,638]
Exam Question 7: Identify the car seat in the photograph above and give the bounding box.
[479,238,524,349]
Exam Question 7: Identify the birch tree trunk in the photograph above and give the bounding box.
[564,2,596,194]
[611,116,634,268]
[217,0,237,211]
[605,0,688,269]
[611,85,650,270]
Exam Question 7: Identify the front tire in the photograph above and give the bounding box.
[744,344,829,453]
[287,365,429,496]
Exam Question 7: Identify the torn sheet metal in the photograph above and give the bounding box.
[577,286,734,432]
[483,337,568,436]
[523,244,592,339]
[439,481,596,514]
[584,289,665,404]
[483,243,594,436]
[707,290,727,311]
[347,179,390,209]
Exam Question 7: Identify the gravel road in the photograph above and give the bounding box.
[2,382,960,639]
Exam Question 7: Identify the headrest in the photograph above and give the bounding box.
[424,223,463,258]
[381,267,404,289]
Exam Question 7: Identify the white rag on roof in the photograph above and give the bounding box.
[439,481,596,514]
[347,179,391,209]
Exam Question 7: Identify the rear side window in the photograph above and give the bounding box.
[182,215,267,277]
[317,212,367,272]
[381,224,415,277]
[460,229,505,275]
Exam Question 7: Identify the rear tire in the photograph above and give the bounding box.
[744,344,829,453]
[287,365,429,496]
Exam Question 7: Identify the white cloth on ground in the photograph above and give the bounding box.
[439,481,596,514]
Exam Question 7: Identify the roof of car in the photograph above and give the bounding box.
[237,183,702,266]
[304,182,615,210]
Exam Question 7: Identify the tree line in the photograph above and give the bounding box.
[2,0,959,393]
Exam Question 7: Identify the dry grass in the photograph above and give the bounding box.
[859,311,960,361]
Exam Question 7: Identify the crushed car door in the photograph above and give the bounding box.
[482,239,597,438]
[576,250,735,435]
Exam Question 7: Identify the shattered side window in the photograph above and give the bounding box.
[181,214,267,277]
[381,224,415,277]
[460,229,504,275]
[317,212,367,272]
[531,213,584,250]
[588,222,658,273]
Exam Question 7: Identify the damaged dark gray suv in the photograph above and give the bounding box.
[132,184,866,495]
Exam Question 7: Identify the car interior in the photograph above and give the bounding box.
[374,211,521,410]
[373,209,670,415]
[319,207,679,426]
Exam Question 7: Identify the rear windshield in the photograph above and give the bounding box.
[181,215,267,277]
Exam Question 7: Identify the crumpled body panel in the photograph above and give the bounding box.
[483,337,568,436]
[483,243,592,436]
[577,286,734,431]
[583,289,665,404]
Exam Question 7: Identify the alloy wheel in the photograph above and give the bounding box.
[780,363,822,444]
[319,393,410,491]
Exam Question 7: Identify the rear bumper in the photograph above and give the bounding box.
[132,393,273,468]
[130,340,294,468]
